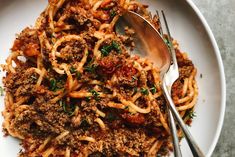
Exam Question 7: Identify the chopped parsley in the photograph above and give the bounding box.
[183,109,197,120]
[132,76,138,82]
[110,10,116,18]
[150,86,157,94]
[70,66,77,73]
[49,79,57,91]
[84,64,97,73]
[133,87,138,95]
[85,96,91,102]
[140,88,149,95]
[59,100,75,116]
[100,41,121,56]
[101,45,112,56]
[59,100,65,108]
[76,71,81,79]
[112,41,121,53]
[89,89,100,101]
[188,111,197,119]
[70,67,81,79]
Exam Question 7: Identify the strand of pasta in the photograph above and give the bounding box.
[54,25,76,32]
[76,47,89,73]
[175,68,197,104]
[95,118,106,130]
[181,78,189,97]
[56,130,70,141]
[79,136,96,142]
[56,14,68,26]
[92,0,103,11]
[148,140,164,157]
[99,15,119,32]
[177,81,198,111]
[5,51,22,73]
[38,137,52,152]
[48,0,66,30]
[50,35,88,74]
[69,91,105,98]
[61,64,74,91]
[65,147,70,157]
[96,109,106,117]
[151,101,170,134]
[36,68,46,87]
[117,93,151,114]
[42,147,55,157]
[107,101,126,109]
[38,31,52,51]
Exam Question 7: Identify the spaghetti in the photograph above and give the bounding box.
[1,0,198,156]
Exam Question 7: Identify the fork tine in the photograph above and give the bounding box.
[155,10,163,36]
[161,10,173,39]
[161,10,178,68]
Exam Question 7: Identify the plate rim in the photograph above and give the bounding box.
[185,0,226,156]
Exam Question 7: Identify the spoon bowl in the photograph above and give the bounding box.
[115,11,171,75]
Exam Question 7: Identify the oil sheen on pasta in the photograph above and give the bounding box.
[1,0,198,156]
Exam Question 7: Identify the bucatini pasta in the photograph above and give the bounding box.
[1,0,198,156]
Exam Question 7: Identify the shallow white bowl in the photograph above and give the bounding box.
[0,0,226,156]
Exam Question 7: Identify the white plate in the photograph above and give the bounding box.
[0,0,226,156]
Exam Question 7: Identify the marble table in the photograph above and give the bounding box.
[193,0,235,156]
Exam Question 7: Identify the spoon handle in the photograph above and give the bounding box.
[167,106,182,157]
[162,84,182,157]
[162,82,205,157]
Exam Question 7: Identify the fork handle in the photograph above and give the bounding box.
[163,85,182,157]
[162,82,205,157]
[167,106,182,157]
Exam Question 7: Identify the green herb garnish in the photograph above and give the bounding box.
[69,66,81,80]
[188,111,196,119]
[111,41,121,53]
[85,96,91,102]
[84,64,97,73]
[132,76,138,82]
[76,71,81,79]
[100,41,121,56]
[183,109,197,120]
[140,88,149,95]
[59,99,66,109]
[89,89,100,101]
[150,86,157,94]
[133,87,138,95]
[101,45,113,56]
[50,79,57,91]
[70,66,77,73]
[59,100,75,116]
[110,10,116,18]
